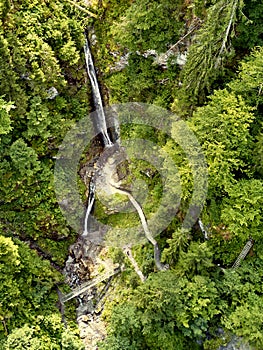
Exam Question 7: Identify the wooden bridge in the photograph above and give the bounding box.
[62,266,121,303]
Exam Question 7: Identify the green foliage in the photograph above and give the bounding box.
[106,53,179,107]
[177,0,245,108]
[253,132,263,176]
[220,179,263,260]
[110,0,184,53]
[107,54,160,103]
[94,4,263,344]
[23,96,52,140]
[0,236,21,322]
[94,0,183,108]
[0,235,62,336]
[0,0,89,261]
[0,96,14,137]
[2,315,84,350]
[100,271,220,349]
[94,2,263,347]
[61,328,85,350]
[228,46,263,113]
[233,0,263,50]
[125,244,155,277]
[175,241,214,278]
[9,138,41,176]
[223,293,263,348]
[190,90,255,193]
[162,228,190,262]
[0,0,91,344]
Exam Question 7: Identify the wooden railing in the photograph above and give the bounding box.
[232,238,254,269]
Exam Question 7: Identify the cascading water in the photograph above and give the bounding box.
[84,33,112,147]
[82,31,114,234]
[83,180,95,237]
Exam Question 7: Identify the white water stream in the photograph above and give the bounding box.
[84,33,112,147]
[82,34,114,231]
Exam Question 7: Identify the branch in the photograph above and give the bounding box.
[123,247,146,282]
[67,0,97,18]
[166,22,201,54]
[215,0,239,67]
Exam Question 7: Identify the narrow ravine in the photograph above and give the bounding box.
[63,32,116,350]
[64,29,168,349]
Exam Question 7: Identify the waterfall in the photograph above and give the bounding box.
[82,179,96,237]
[84,33,112,147]
[82,31,113,238]
[83,196,95,237]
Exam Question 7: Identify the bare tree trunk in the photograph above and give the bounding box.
[112,185,168,271]
[123,246,146,282]
[215,0,239,67]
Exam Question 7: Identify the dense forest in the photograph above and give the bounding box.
[0,0,262,349]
